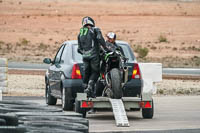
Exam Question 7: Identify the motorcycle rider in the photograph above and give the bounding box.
[77,16,109,98]
[106,32,124,55]
[99,32,125,74]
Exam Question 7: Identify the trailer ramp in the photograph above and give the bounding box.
[109,99,129,127]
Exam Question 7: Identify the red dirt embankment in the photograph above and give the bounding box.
[0,0,200,67]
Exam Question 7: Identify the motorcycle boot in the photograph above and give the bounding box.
[84,80,95,98]
[92,84,96,98]
[82,83,88,90]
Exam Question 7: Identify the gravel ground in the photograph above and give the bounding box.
[5,74,45,96]
[156,79,200,95]
[3,74,200,96]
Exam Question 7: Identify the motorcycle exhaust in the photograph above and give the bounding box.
[123,67,128,83]
[123,66,128,71]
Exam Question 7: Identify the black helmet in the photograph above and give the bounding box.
[82,16,95,27]
[107,32,116,40]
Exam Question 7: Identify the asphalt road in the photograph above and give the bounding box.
[7,61,200,76]
[3,95,200,133]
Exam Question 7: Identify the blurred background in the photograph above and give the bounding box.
[0,0,200,68]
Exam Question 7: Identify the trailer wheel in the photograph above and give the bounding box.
[45,81,57,105]
[142,100,154,119]
[75,100,86,118]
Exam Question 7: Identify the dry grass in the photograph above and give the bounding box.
[158,35,168,43]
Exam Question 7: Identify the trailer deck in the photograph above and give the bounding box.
[75,93,153,127]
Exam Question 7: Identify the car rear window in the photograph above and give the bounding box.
[72,43,135,62]
[117,43,135,61]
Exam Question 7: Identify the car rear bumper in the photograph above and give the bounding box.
[62,78,142,98]
[62,79,84,98]
[123,79,142,97]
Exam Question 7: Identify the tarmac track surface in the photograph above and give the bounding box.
[3,95,200,133]
[8,61,200,76]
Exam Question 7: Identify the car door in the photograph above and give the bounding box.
[59,43,72,79]
[54,43,72,96]
[49,44,65,96]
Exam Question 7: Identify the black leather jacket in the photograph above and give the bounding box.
[77,27,108,59]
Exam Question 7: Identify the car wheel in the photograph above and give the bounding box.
[142,100,154,119]
[45,81,57,105]
[62,87,73,111]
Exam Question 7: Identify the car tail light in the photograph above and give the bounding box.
[132,63,141,79]
[71,64,82,79]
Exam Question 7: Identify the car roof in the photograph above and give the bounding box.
[62,40,77,45]
[62,40,129,45]
[116,40,129,45]
[64,40,136,63]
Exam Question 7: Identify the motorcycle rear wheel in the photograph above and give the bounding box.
[110,68,122,99]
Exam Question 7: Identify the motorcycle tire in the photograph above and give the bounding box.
[110,68,122,99]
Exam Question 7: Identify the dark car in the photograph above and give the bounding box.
[43,40,142,111]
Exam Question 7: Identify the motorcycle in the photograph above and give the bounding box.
[97,48,128,99]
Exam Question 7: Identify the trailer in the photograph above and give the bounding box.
[75,92,153,127]
[75,63,162,127]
